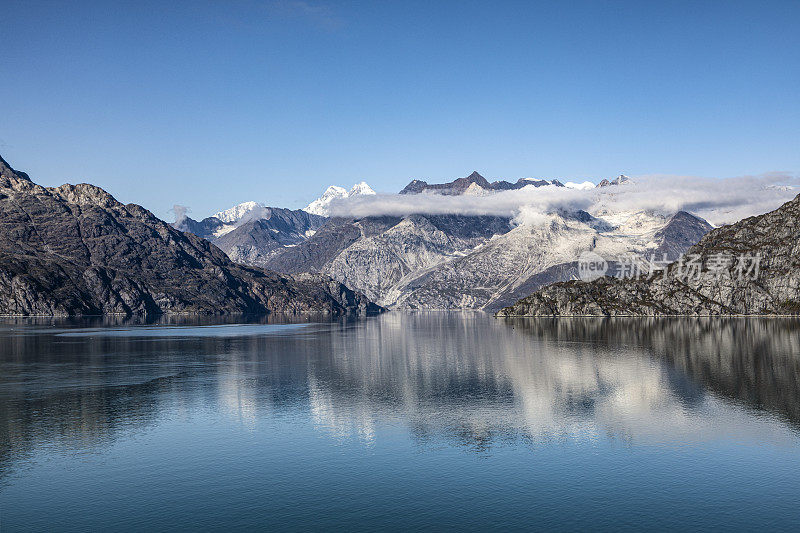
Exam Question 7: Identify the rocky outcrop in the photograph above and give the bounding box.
[0,155,382,317]
[498,194,800,316]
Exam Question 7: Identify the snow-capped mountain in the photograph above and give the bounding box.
[177,171,716,311]
[303,182,376,216]
[212,201,263,224]
[349,181,376,196]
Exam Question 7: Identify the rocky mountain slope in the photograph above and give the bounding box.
[265,214,514,304]
[498,194,800,316]
[176,205,325,267]
[264,208,711,310]
[388,210,711,310]
[0,155,381,317]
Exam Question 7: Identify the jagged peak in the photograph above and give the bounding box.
[349,181,376,196]
[597,175,631,188]
[670,210,703,222]
[0,154,127,207]
[0,154,20,177]
[399,179,430,194]
[0,154,36,191]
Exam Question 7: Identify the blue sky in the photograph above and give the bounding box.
[1,0,798,220]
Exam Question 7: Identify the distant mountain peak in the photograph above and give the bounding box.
[400,172,568,195]
[399,171,491,195]
[597,174,632,188]
[304,182,376,216]
[349,182,376,196]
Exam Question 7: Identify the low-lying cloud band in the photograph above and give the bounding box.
[326,173,800,226]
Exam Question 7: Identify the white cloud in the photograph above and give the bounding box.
[564,181,596,190]
[327,173,800,226]
[170,204,191,229]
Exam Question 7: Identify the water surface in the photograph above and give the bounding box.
[1,314,799,531]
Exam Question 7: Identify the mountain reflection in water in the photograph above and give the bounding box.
[2,314,800,531]
[2,314,798,464]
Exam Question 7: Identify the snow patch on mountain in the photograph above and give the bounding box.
[564,181,596,190]
[463,182,490,196]
[212,224,238,238]
[212,201,263,223]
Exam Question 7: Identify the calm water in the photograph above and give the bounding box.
[1,314,800,531]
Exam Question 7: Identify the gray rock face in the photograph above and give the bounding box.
[498,194,800,316]
[651,211,714,260]
[265,214,514,304]
[0,155,382,317]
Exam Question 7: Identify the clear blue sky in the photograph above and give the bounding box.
[2,0,798,219]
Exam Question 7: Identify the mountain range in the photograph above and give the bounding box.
[176,171,713,310]
[262,207,711,310]
[0,155,381,317]
[399,171,566,195]
[4,154,796,317]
